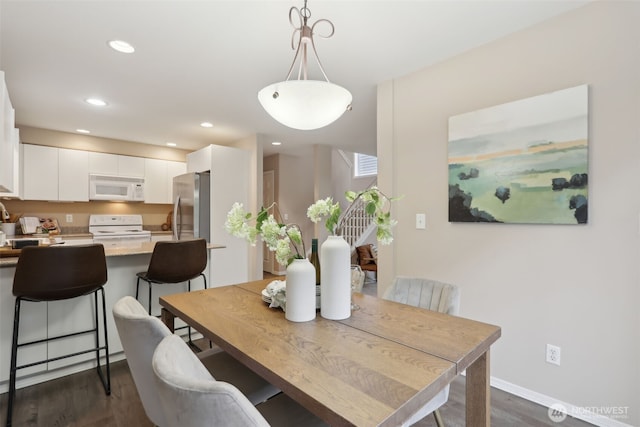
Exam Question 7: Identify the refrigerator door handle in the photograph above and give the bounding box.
[173,195,181,240]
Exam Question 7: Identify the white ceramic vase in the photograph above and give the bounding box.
[320,235,351,320]
[285,258,316,322]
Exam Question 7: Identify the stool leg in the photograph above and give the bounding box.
[96,287,111,395]
[148,282,152,315]
[7,298,22,427]
[135,277,140,300]
[187,280,192,343]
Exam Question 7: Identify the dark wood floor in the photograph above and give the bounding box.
[1,350,594,427]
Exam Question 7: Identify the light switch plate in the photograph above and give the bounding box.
[416,213,426,229]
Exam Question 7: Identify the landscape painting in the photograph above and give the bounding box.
[448,85,588,224]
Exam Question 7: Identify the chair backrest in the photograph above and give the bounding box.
[152,335,270,427]
[355,244,376,266]
[13,244,107,301]
[112,296,172,426]
[383,277,460,315]
[146,239,207,283]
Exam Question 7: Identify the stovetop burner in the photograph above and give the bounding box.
[89,214,151,240]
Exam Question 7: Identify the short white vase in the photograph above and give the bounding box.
[285,258,316,322]
[320,235,351,320]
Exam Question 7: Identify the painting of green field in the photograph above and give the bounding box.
[448,85,588,224]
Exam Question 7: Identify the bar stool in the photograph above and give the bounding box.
[6,244,110,427]
[135,238,207,344]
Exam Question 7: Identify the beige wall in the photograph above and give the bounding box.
[0,199,172,234]
[377,1,639,425]
[230,134,264,281]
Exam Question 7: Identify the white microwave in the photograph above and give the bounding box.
[89,174,145,202]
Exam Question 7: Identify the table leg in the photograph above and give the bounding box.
[161,307,175,333]
[466,350,490,426]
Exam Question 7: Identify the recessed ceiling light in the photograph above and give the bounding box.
[108,40,135,54]
[76,129,91,134]
[85,98,107,106]
[166,142,177,147]
[200,122,213,128]
[271,141,282,146]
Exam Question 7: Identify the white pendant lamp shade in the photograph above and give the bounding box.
[258,80,352,131]
[259,1,352,130]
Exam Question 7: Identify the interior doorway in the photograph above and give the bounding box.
[262,170,275,274]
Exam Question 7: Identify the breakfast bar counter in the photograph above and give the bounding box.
[0,240,224,267]
[0,240,224,394]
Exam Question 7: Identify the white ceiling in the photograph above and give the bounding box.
[0,0,590,157]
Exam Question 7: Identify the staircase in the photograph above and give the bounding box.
[339,181,377,250]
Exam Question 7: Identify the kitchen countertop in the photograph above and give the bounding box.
[0,241,225,268]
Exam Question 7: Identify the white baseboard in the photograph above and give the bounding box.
[490,376,633,427]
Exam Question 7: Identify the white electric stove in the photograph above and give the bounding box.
[89,214,152,247]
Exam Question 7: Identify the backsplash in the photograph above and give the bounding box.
[0,199,173,235]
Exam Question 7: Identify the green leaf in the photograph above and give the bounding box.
[345,190,357,202]
[365,202,377,216]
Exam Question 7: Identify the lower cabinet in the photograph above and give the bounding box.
[0,250,208,390]
[0,267,48,383]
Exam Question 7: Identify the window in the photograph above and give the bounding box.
[354,153,377,177]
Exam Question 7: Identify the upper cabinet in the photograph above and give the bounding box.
[118,155,145,177]
[23,145,89,201]
[88,152,145,177]
[145,158,186,204]
[0,72,21,195]
[58,148,89,201]
[22,144,184,203]
[186,145,212,173]
[22,144,59,200]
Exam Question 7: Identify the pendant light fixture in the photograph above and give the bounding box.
[258,0,352,131]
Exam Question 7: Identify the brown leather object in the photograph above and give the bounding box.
[356,244,378,273]
[137,239,207,284]
[356,244,376,265]
[13,244,107,301]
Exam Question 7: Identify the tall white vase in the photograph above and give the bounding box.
[320,235,351,320]
[285,258,316,322]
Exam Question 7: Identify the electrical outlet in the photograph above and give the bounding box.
[66,214,73,223]
[546,344,561,366]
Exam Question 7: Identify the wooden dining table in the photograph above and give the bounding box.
[160,278,501,426]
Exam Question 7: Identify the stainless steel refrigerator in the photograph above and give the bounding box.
[173,172,210,242]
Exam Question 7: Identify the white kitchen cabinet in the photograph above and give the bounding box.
[145,158,186,204]
[22,144,59,201]
[118,155,145,177]
[46,296,98,369]
[58,148,89,201]
[88,152,118,175]
[23,145,88,202]
[186,145,212,173]
[0,71,20,195]
[0,267,48,383]
[89,152,144,177]
[167,160,186,202]
[144,158,168,204]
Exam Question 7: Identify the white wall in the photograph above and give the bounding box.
[377,2,639,425]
